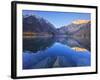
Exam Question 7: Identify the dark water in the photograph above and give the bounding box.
[23,37,91,69]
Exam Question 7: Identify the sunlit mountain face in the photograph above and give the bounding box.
[72,20,90,24]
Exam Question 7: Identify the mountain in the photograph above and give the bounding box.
[23,15,58,36]
[72,20,90,24]
[23,15,90,40]
[58,20,90,35]
[58,20,91,50]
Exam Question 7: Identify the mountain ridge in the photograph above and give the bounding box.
[58,20,91,35]
[23,15,90,39]
[23,15,58,36]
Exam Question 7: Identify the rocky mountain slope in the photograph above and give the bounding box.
[23,15,58,35]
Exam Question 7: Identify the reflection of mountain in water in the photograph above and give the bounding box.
[23,15,91,69]
[56,37,90,51]
[71,36,90,51]
[23,37,90,53]
[23,15,91,51]
[23,37,55,53]
[23,42,90,69]
[56,37,81,47]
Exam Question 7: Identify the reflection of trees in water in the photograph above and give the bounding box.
[23,37,55,52]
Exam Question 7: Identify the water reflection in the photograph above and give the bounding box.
[23,37,91,69]
[23,37,55,52]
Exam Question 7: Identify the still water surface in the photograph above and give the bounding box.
[23,37,90,69]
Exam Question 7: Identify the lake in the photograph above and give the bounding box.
[23,37,91,69]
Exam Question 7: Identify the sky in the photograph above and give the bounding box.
[23,10,91,28]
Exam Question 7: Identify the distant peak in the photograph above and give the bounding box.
[72,20,90,24]
[23,14,41,19]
